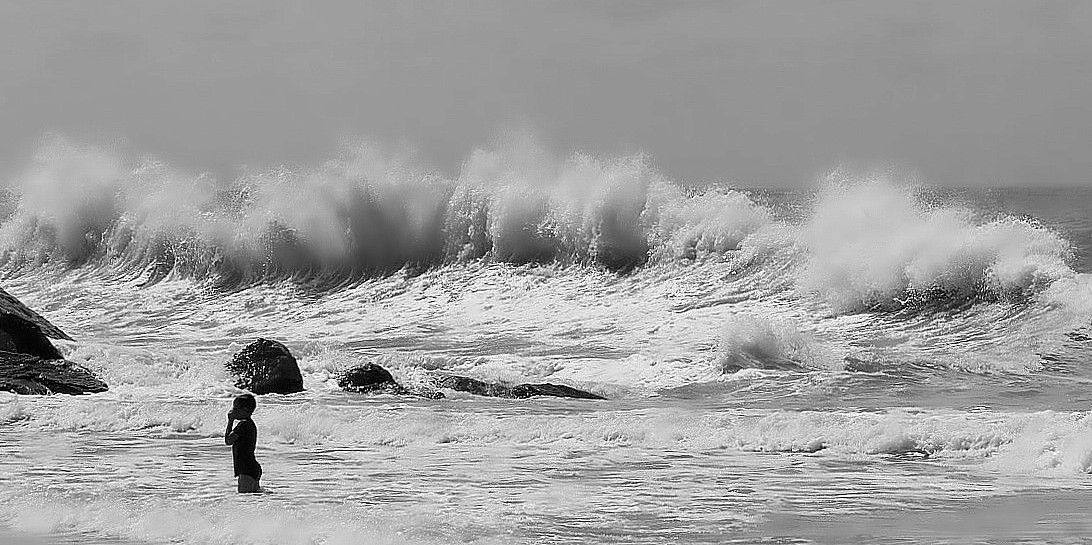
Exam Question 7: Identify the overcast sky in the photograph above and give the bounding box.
[1,1,1090,186]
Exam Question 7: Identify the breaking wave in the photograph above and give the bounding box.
[0,137,770,288]
[0,137,1079,320]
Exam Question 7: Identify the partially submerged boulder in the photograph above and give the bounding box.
[338,363,404,394]
[338,363,443,398]
[435,374,605,400]
[0,288,106,396]
[227,338,304,395]
[336,363,602,400]
[0,351,107,395]
[433,375,512,397]
[508,382,605,400]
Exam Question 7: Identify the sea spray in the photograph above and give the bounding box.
[798,180,1075,313]
[0,138,773,286]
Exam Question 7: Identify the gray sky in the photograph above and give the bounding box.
[1,1,1090,186]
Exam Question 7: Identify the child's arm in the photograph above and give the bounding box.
[224,413,239,445]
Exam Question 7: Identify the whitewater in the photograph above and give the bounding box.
[2,139,1092,544]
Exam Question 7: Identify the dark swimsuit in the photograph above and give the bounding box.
[231,419,262,479]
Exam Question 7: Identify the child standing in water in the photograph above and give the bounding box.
[225,393,262,493]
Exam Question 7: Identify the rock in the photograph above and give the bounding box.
[0,351,108,395]
[338,363,401,393]
[435,375,605,400]
[433,375,511,397]
[509,382,606,400]
[0,287,72,360]
[336,364,602,401]
[227,339,304,395]
[0,288,73,341]
[0,288,104,395]
[338,363,444,398]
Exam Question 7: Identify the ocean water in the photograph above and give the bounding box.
[2,143,1092,544]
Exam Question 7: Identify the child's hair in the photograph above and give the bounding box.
[234,393,257,412]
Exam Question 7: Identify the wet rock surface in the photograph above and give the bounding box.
[336,361,603,400]
[227,338,305,395]
[339,363,443,398]
[338,363,406,394]
[0,351,108,395]
[0,288,107,395]
[434,375,605,400]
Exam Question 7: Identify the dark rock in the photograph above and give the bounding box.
[436,374,605,400]
[338,363,398,392]
[510,382,606,400]
[227,339,304,395]
[0,351,108,395]
[0,287,72,360]
[1,377,53,395]
[338,363,444,399]
[335,364,601,400]
[0,288,100,395]
[434,375,512,397]
[0,288,73,341]
[0,315,64,359]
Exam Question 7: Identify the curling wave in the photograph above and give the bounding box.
[0,138,772,289]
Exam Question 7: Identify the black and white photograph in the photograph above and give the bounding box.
[2,1,1092,543]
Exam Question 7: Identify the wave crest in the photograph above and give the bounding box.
[799,181,1075,313]
[0,138,771,287]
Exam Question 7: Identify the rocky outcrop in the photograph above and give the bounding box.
[227,339,304,395]
[0,288,73,342]
[0,288,107,395]
[0,288,73,360]
[0,351,107,395]
[434,375,605,400]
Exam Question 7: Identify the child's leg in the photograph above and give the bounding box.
[238,474,260,493]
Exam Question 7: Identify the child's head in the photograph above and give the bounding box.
[232,393,256,418]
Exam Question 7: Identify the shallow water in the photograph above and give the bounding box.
[2,154,1092,544]
[6,395,1092,544]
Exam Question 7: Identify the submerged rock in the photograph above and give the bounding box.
[338,363,443,398]
[509,382,606,400]
[0,351,108,395]
[338,363,403,393]
[336,363,603,401]
[227,338,304,395]
[435,375,605,400]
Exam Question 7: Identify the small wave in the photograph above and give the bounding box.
[6,393,1091,469]
[716,313,815,372]
[0,492,457,545]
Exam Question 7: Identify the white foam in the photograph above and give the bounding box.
[799,181,1075,312]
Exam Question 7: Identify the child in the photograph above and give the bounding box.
[224,393,262,493]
